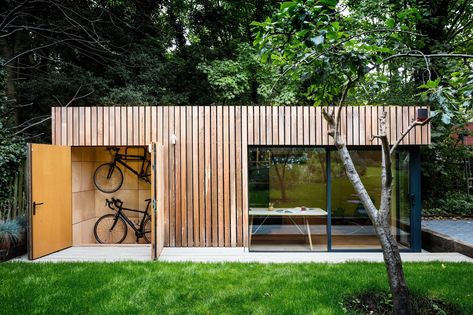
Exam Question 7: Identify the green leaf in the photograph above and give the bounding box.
[250,21,267,27]
[280,2,296,10]
[418,78,441,89]
[319,0,338,7]
[386,18,395,29]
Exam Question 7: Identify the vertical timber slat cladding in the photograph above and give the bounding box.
[61,107,67,146]
[278,106,284,144]
[187,106,194,246]
[217,106,224,247]
[266,106,272,145]
[297,106,303,145]
[168,106,175,247]
[248,106,254,145]
[51,107,55,145]
[211,106,218,247]
[180,106,187,246]
[241,106,249,247]
[192,107,199,246]
[272,106,278,145]
[224,106,230,247]
[285,106,291,145]
[197,107,205,245]
[67,106,73,145]
[291,106,297,144]
[51,105,430,247]
[303,106,309,145]
[145,106,151,145]
[109,107,115,146]
[260,106,266,145]
[162,106,170,246]
[103,107,109,146]
[235,106,243,245]
[204,106,211,246]
[315,107,321,145]
[176,106,183,246]
[253,106,260,144]
[229,106,236,247]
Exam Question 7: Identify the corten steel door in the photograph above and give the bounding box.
[151,143,165,259]
[28,144,72,259]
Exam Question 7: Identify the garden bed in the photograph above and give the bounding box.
[0,243,26,262]
[343,291,462,315]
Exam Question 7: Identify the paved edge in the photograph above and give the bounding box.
[422,228,473,258]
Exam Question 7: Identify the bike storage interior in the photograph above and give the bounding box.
[72,146,151,246]
[27,143,156,260]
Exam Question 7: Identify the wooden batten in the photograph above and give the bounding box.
[51,105,430,248]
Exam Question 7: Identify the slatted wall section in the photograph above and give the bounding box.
[51,105,431,247]
[52,106,431,147]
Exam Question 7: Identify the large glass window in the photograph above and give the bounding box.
[330,150,411,250]
[248,147,327,251]
[392,151,411,248]
[248,147,412,252]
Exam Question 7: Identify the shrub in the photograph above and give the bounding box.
[423,192,473,217]
[0,219,24,249]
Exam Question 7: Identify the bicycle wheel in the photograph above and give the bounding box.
[142,216,152,244]
[93,163,124,193]
[94,214,128,244]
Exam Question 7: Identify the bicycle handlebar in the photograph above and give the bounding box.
[104,197,123,210]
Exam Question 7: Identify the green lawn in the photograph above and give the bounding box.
[1,262,472,314]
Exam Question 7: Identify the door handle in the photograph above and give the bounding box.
[33,202,44,215]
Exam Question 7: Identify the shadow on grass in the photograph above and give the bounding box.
[342,290,462,315]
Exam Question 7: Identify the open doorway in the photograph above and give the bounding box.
[71,146,151,245]
[28,144,157,260]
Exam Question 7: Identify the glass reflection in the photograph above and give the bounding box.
[248,147,327,252]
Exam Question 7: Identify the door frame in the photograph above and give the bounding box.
[151,143,165,259]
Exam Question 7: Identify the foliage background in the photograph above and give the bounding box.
[1,0,472,216]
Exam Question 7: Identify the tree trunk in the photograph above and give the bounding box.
[324,108,412,314]
[376,224,411,314]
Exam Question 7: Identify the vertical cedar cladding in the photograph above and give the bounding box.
[51,105,430,247]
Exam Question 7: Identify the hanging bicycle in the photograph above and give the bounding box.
[93,147,151,193]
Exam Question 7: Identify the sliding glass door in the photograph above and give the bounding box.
[248,147,328,252]
[248,147,413,252]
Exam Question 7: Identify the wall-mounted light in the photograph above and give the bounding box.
[417,108,429,122]
[170,134,177,145]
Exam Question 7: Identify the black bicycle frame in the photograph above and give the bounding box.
[109,147,150,183]
[114,202,151,235]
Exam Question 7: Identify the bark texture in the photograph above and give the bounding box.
[323,108,413,315]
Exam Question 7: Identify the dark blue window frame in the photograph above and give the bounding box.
[247,146,423,252]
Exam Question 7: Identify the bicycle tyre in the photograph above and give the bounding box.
[93,163,124,193]
[94,214,128,244]
[142,216,152,244]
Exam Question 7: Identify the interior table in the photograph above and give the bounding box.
[248,208,328,251]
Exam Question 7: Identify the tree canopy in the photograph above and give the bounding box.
[0,0,472,209]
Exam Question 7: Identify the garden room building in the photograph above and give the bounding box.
[27,105,430,260]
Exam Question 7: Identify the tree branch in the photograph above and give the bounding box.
[389,117,431,155]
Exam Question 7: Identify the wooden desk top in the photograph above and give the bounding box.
[249,208,327,216]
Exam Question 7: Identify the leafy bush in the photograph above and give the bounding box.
[0,65,26,218]
[0,219,24,249]
[424,192,473,217]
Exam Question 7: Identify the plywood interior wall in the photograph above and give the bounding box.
[71,147,150,245]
